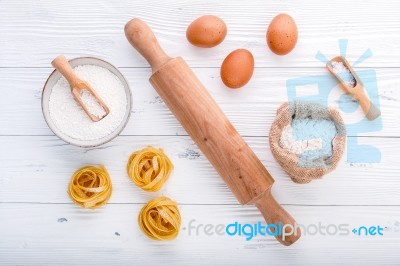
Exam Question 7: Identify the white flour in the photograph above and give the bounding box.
[280,124,323,155]
[49,65,127,141]
[331,61,356,88]
[279,118,337,161]
[79,89,107,119]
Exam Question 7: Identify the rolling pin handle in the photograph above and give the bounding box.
[254,190,301,246]
[124,18,172,73]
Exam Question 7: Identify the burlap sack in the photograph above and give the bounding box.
[269,101,346,184]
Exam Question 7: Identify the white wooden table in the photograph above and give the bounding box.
[1,0,400,265]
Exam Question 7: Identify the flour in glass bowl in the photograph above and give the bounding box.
[49,65,127,141]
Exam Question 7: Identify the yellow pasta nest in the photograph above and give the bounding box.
[138,196,181,240]
[68,165,112,209]
[127,146,174,192]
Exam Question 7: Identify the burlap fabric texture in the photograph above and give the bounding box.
[269,101,346,184]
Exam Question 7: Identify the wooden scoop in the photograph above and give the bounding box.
[327,56,381,121]
[125,18,301,246]
[51,55,110,122]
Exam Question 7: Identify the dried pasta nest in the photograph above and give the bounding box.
[138,196,181,241]
[68,165,112,209]
[126,146,174,192]
[269,101,346,184]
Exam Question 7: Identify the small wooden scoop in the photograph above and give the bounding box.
[327,56,380,121]
[51,55,110,122]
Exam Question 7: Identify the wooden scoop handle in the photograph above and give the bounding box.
[124,18,172,73]
[255,190,301,246]
[354,88,381,121]
[51,55,81,88]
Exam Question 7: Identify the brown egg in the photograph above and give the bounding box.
[186,15,227,48]
[267,13,298,55]
[220,49,254,89]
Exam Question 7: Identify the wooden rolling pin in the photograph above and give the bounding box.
[125,18,300,245]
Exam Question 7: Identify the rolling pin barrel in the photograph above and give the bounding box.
[150,57,273,204]
[125,18,301,245]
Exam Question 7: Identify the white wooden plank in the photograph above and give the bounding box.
[1,0,400,68]
[0,203,399,265]
[0,67,397,137]
[1,135,399,205]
